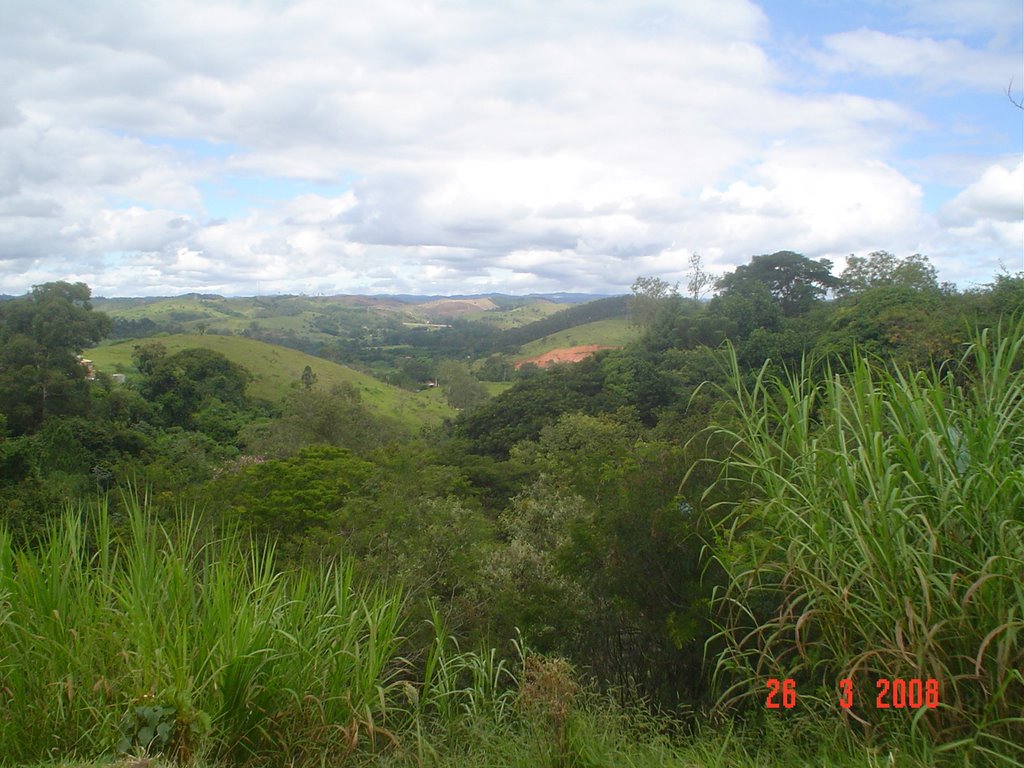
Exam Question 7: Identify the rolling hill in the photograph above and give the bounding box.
[85,334,454,430]
[493,295,630,351]
[516,317,637,358]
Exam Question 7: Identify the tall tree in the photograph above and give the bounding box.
[716,251,838,317]
[629,276,678,327]
[0,282,110,434]
[685,253,717,301]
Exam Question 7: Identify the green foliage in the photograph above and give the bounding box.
[453,355,610,458]
[708,281,783,338]
[629,276,678,328]
[686,252,718,301]
[133,345,251,430]
[117,702,177,755]
[0,281,110,434]
[483,480,593,650]
[437,360,488,411]
[496,412,717,705]
[5,275,1024,767]
[86,333,454,430]
[516,316,638,359]
[495,295,630,351]
[837,251,939,297]
[135,428,229,498]
[0,498,408,764]
[969,271,1024,320]
[116,701,210,758]
[708,323,1024,759]
[716,251,838,317]
[601,348,675,422]
[300,363,317,389]
[815,285,962,368]
[205,444,375,546]
[243,383,401,456]
[476,353,515,382]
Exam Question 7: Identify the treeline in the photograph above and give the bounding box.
[459,251,1022,455]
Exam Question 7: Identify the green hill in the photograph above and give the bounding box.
[517,317,638,357]
[85,334,454,430]
[94,294,415,345]
[494,295,629,350]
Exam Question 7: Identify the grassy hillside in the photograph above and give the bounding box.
[494,295,629,350]
[517,317,637,357]
[85,334,454,429]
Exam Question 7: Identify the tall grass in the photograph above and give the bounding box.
[0,497,408,764]
[705,321,1024,763]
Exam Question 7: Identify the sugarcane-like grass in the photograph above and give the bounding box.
[706,321,1024,762]
[0,499,409,764]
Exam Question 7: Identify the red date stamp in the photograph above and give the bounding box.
[766,677,939,709]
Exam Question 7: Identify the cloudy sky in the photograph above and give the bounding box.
[2,0,1021,297]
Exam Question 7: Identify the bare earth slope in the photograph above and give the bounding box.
[514,344,619,369]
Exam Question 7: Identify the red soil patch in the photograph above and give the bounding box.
[514,344,619,369]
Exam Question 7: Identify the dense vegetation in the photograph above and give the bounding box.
[1,251,1022,766]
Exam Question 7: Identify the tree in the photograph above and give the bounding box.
[436,360,488,411]
[300,365,317,390]
[453,354,610,458]
[477,354,514,382]
[629,276,678,327]
[244,383,400,457]
[716,251,838,317]
[133,346,251,431]
[837,251,939,297]
[707,280,783,339]
[0,282,111,434]
[685,253,717,301]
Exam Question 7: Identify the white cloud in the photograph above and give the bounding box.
[0,0,1019,295]
[817,28,1020,91]
[940,160,1024,226]
[927,160,1024,281]
[696,149,926,255]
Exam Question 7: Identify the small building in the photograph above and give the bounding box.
[78,357,96,380]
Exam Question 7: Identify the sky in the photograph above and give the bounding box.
[1,0,1021,297]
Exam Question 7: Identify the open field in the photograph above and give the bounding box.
[85,334,454,429]
[481,380,515,396]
